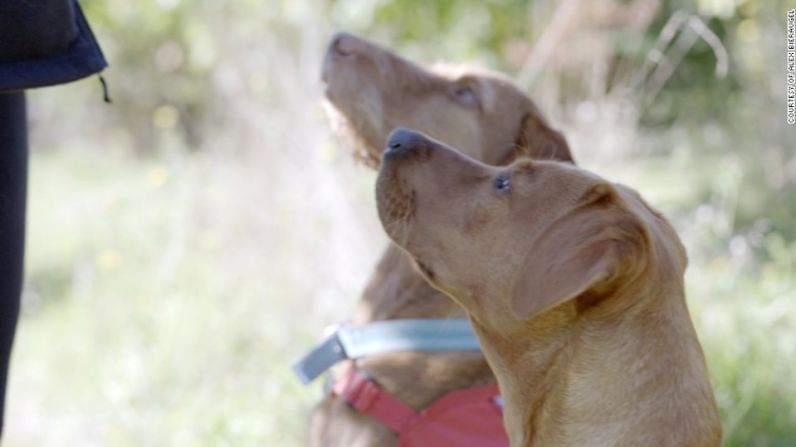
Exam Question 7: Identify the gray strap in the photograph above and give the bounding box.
[292,319,481,384]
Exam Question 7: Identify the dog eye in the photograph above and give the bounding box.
[493,175,511,194]
[449,85,478,108]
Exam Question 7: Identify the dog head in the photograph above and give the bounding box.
[322,32,572,168]
[376,129,685,329]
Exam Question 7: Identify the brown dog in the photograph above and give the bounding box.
[375,128,722,447]
[311,33,572,446]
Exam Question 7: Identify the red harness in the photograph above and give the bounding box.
[332,365,509,447]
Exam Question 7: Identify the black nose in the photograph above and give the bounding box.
[384,128,428,159]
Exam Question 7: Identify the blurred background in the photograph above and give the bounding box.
[4,0,795,445]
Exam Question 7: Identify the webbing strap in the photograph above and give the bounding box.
[332,366,417,433]
[292,319,481,384]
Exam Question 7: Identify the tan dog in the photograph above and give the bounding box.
[312,33,572,446]
[375,128,722,447]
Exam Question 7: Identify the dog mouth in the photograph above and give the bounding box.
[321,54,387,167]
[321,101,383,168]
[375,168,416,245]
[321,35,441,169]
[414,259,436,282]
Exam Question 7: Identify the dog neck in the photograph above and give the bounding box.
[471,286,721,447]
[354,242,468,322]
[350,243,495,409]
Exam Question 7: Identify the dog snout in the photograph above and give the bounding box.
[384,128,433,161]
[323,32,364,83]
[329,31,359,59]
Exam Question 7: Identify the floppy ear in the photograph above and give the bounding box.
[501,111,574,165]
[510,185,648,319]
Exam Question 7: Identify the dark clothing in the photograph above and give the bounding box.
[0,0,107,92]
[0,93,26,436]
[0,0,107,436]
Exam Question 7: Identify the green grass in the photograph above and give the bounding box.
[6,148,356,446]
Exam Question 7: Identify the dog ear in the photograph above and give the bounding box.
[510,184,648,319]
[501,111,574,165]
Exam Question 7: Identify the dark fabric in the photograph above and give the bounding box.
[0,92,27,437]
[0,0,78,62]
[0,1,107,92]
[0,1,107,437]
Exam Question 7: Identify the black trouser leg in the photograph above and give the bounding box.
[0,92,27,437]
